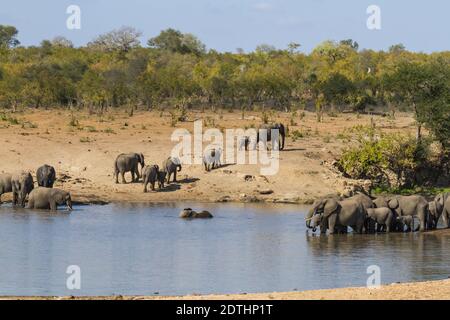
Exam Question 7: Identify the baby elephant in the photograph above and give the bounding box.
[366,208,394,233]
[36,164,56,188]
[11,171,34,207]
[396,215,417,232]
[179,208,213,219]
[142,165,165,192]
[27,187,72,211]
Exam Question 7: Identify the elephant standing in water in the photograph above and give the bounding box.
[366,207,394,233]
[114,153,145,184]
[433,193,450,228]
[27,187,72,211]
[11,171,34,207]
[256,123,286,150]
[0,173,13,205]
[386,195,429,231]
[162,157,182,183]
[36,164,56,188]
[306,197,367,234]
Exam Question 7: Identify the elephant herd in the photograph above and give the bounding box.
[306,193,450,234]
[0,164,72,211]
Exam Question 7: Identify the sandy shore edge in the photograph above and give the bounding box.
[2,279,450,300]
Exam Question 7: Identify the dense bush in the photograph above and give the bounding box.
[338,126,445,188]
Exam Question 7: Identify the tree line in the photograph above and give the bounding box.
[0,25,449,146]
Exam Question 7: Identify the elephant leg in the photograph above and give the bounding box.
[173,170,177,183]
[12,191,17,205]
[151,182,155,191]
[143,181,148,193]
[114,171,119,184]
[328,214,337,235]
[50,201,57,211]
[419,214,426,232]
[131,171,136,183]
[121,171,126,184]
[443,210,450,228]
[27,198,34,209]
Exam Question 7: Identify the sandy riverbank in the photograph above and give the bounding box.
[0,108,416,205]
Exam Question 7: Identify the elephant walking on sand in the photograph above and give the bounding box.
[114,153,145,184]
[36,164,56,188]
[11,171,34,207]
[0,173,13,205]
[162,157,182,183]
[142,165,165,192]
[203,148,222,172]
[27,187,72,211]
[306,197,367,234]
[256,123,286,150]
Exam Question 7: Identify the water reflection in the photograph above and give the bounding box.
[0,203,449,296]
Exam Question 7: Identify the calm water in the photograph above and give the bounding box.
[0,202,449,296]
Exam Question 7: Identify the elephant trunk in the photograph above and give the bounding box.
[305,208,315,229]
[66,197,73,211]
[177,164,182,172]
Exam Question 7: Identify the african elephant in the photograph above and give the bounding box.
[203,148,222,172]
[387,195,429,231]
[396,215,417,232]
[428,201,439,229]
[179,208,213,219]
[307,197,367,234]
[366,208,394,233]
[162,157,182,183]
[434,193,450,228]
[27,187,72,211]
[114,153,145,184]
[256,123,286,150]
[11,171,34,207]
[36,164,56,188]
[142,165,165,192]
[0,173,13,205]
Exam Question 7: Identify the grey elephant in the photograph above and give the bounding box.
[306,197,367,234]
[203,148,222,172]
[428,201,439,229]
[0,173,13,205]
[162,157,182,183]
[11,171,34,207]
[366,207,394,233]
[142,165,165,192]
[180,208,213,219]
[433,193,450,228]
[256,123,286,150]
[386,195,429,231]
[36,164,56,188]
[396,215,417,232]
[114,152,145,184]
[27,187,72,211]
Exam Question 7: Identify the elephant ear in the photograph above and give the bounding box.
[323,199,339,217]
[436,194,445,207]
[388,198,399,210]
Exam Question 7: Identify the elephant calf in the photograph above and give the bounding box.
[366,208,394,233]
[142,165,165,192]
[396,215,417,232]
[180,208,213,219]
[162,157,182,183]
[0,173,13,205]
[114,153,145,184]
[36,164,56,188]
[11,171,34,207]
[27,187,72,211]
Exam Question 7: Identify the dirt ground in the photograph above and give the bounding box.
[0,108,417,205]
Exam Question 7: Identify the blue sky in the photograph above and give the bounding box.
[0,0,448,53]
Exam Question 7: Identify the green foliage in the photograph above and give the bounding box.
[339,126,441,188]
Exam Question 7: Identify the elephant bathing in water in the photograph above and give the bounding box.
[36,164,56,188]
[180,208,213,219]
[256,123,286,150]
[114,153,145,184]
[306,196,367,234]
[162,157,182,183]
[386,195,429,232]
[0,173,13,205]
[27,187,72,211]
[11,171,34,207]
